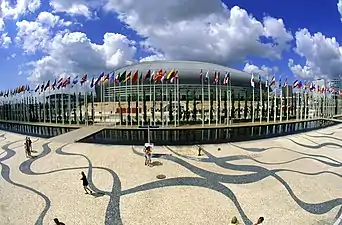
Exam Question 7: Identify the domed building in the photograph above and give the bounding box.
[92,60,265,126]
[95,60,262,102]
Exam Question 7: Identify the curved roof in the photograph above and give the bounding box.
[115,60,259,87]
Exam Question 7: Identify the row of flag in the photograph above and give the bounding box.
[1,68,342,97]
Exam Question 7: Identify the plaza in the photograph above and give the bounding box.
[0,124,341,225]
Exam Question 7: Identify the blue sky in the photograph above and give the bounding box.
[1,0,342,91]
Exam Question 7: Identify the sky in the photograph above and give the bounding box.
[1,0,342,91]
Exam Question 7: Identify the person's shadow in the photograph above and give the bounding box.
[90,192,105,198]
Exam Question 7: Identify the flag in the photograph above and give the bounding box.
[90,77,95,88]
[123,71,132,83]
[270,76,276,86]
[119,71,127,83]
[139,72,143,84]
[170,70,178,83]
[80,74,87,85]
[131,71,139,84]
[223,72,230,85]
[213,71,219,84]
[72,76,79,87]
[283,78,287,87]
[57,78,64,89]
[34,84,40,92]
[154,69,164,82]
[109,72,115,83]
[297,81,303,89]
[293,80,298,88]
[62,77,71,88]
[166,69,175,80]
[144,70,151,80]
[205,71,209,83]
[199,70,203,83]
[94,72,104,86]
[51,79,57,90]
[251,73,255,88]
[44,80,50,91]
[40,82,45,92]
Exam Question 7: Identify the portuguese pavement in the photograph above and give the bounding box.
[0,125,341,225]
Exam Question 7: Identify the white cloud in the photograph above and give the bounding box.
[0,19,4,32]
[104,1,293,64]
[289,28,342,80]
[0,0,41,20]
[139,54,166,62]
[15,11,72,54]
[26,32,137,84]
[0,33,11,48]
[243,62,278,79]
[338,0,342,21]
[49,0,100,18]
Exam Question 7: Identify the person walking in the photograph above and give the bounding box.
[27,137,32,152]
[229,216,240,224]
[145,146,152,167]
[53,218,65,225]
[80,172,92,194]
[24,137,31,158]
[253,217,264,225]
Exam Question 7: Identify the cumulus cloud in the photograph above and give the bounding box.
[26,32,137,84]
[104,1,293,64]
[0,0,41,20]
[289,28,342,80]
[338,0,342,21]
[243,62,278,80]
[0,33,11,48]
[49,0,100,18]
[15,11,72,53]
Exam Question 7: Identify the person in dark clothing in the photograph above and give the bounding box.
[53,218,65,225]
[80,171,92,194]
[24,138,31,158]
[27,137,32,152]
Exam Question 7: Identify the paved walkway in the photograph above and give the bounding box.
[0,126,341,225]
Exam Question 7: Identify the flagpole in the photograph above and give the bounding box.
[260,76,262,123]
[174,76,177,127]
[274,83,276,123]
[267,76,270,123]
[208,75,211,126]
[149,73,152,126]
[153,79,156,126]
[61,86,64,125]
[280,85,283,122]
[286,83,289,121]
[219,81,222,125]
[76,85,79,125]
[68,84,71,125]
[201,72,204,127]
[130,76,133,126]
[54,87,57,124]
[215,77,218,126]
[304,90,307,119]
[226,80,229,126]
[84,88,88,126]
[165,80,168,127]
[161,78,164,127]
[252,86,255,123]
[300,90,303,120]
[141,75,144,126]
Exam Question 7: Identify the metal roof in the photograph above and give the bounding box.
[114,60,260,87]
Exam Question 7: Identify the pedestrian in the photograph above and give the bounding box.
[229,216,240,224]
[146,146,152,167]
[143,146,149,166]
[24,138,31,158]
[80,172,92,194]
[53,218,65,225]
[253,217,264,225]
[27,137,32,152]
